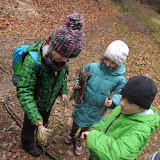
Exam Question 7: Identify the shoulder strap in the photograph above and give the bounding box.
[22,51,39,70]
[22,40,45,71]
[29,51,39,70]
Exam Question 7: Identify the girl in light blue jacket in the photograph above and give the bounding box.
[65,40,129,155]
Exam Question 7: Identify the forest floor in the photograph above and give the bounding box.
[0,0,160,159]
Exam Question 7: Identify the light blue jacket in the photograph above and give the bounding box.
[72,62,126,127]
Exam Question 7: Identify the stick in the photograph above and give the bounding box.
[0,67,10,75]
[4,98,23,122]
[3,98,23,128]
[98,90,119,117]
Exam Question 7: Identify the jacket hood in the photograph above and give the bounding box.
[98,62,126,76]
[124,107,160,133]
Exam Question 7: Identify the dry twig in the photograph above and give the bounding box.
[98,90,119,117]
[70,69,90,104]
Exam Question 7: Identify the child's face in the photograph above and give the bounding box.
[120,97,145,115]
[51,49,69,63]
[103,57,118,70]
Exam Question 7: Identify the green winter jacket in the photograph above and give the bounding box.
[17,42,69,125]
[87,106,160,160]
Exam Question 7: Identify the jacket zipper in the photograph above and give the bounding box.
[105,113,122,133]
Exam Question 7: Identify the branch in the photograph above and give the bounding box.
[0,67,10,75]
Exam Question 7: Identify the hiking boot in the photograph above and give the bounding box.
[65,134,73,144]
[27,146,41,157]
[75,138,82,156]
[22,143,41,157]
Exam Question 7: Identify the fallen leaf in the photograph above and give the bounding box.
[2,150,7,160]
[16,151,21,157]
[53,136,57,143]
[58,112,62,116]
[50,144,54,148]
[154,136,158,141]
[12,121,17,125]
[6,89,10,93]
[67,118,72,125]
[51,151,58,156]
[66,150,73,155]
[7,143,13,151]
[69,145,73,149]
[12,153,17,159]
[59,149,64,154]
[3,143,9,148]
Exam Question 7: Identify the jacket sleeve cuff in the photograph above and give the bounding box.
[31,114,43,125]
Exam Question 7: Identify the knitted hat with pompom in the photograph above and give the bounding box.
[42,13,84,58]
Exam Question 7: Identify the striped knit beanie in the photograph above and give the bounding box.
[43,13,84,58]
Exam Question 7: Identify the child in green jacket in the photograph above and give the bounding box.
[16,13,84,157]
[81,76,159,160]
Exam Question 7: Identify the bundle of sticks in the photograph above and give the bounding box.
[70,69,90,104]
[98,90,119,117]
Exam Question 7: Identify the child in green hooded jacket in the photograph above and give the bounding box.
[81,76,159,160]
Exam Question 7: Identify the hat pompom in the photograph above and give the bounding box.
[65,13,84,30]
[44,13,84,58]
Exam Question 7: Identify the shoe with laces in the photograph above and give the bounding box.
[75,138,82,156]
[65,134,73,144]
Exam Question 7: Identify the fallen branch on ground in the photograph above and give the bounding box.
[0,67,10,75]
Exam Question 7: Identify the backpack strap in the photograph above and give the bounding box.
[29,51,39,70]
[22,51,39,70]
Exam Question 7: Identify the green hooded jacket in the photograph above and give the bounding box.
[17,41,69,125]
[87,106,160,160]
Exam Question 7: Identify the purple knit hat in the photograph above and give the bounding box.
[44,13,84,58]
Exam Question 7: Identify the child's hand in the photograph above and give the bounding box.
[60,94,67,102]
[104,98,113,107]
[35,120,43,127]
[74,82,81,89]
[81,130,96,139]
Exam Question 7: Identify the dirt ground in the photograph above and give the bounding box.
[0,0,160,160]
